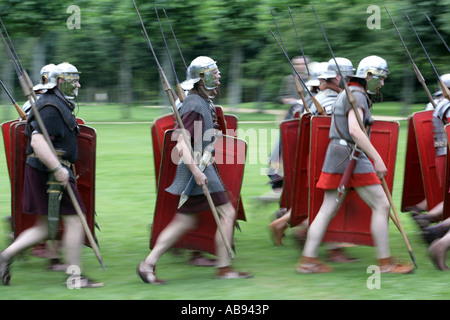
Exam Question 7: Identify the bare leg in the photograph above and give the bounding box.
[354,184,390,259]
[302,190,341,258]
[2,216,49,260]
[144,213,199,267]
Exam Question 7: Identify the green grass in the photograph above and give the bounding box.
[0,101,448,300]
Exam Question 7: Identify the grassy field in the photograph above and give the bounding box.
[0,101,448,301]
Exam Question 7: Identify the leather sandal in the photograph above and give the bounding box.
[137,261,166,285]
[378,257,414,274]
[0,253,11,286]
[216,266,253,279]
[296,256,333,274]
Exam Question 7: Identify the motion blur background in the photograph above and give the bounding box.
[0,0,448,120]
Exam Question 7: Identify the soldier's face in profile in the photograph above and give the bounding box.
[293,58,307,74]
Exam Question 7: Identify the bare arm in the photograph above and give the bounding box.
[30,133,69,185]
[348,108,387,179]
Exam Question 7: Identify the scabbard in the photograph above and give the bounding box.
[337,149,361,196]
[47,173,63,240]
[178,175,196,208]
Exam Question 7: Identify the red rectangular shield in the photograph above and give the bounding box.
[442,124,450,220]
[280,118,301,209]
[151,109,238,185]
[150,130,247,254]
[151,113,176,187]
[290,113,312,226]
[408,110,442,211]
[401,114,426,211]
[3,120,97,245]
[150,108,245,221]
[2,120,21,180]
[76,125,98,242]
[306,116,399,246]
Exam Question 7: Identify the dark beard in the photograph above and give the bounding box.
[370,91,383,103]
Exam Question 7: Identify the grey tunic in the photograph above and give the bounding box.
[165,94,225,196]
[321,85,376,175]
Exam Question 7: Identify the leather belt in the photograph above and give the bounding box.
[28,153,73,168]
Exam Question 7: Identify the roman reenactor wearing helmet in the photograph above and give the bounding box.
[269,57,359,263]
[0,62,103,288]
[411,74,450,229]
[311,58,354,115]
[297,56,414,274]
[22,63,56,116]
[137,56,252,284]
[414,77,450,269]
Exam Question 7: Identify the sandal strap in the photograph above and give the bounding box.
[216,267,253,279]
[296,256,333,273]
[137,262,166,285]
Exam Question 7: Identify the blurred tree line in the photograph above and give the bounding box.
[0,0,448,120]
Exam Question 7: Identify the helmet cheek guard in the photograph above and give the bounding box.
[59,75,80,99]
[353,56,389,94]
[181,56,219,91]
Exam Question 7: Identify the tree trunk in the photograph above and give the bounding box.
[119,40,133,119]
[401,67,414,116]
[1,48,14,121]
[227,43,243,112]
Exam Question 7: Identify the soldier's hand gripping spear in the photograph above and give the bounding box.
[133,0,234,259]
[178,131,223,208]
[312,4,417,268]
[0,19,105,270]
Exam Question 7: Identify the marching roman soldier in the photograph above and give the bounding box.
[22,63,56,115]
[0,62,102,287]
[417,78,450,269]
[297,55,414,274]
[425,74,450,111]
[137,56,252,284]
[311,58,354,115]
[410,74,450,226]
[269,57,358,263]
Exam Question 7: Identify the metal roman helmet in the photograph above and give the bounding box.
[441,73,450,88]
[433,73,450,97]
[43,62,81,99]
[305,61,328,87]
[354,55,389,93]
[32,63,56,91]
[319,57,354,79]
[180,56,219,91]
[40,63,56,84]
